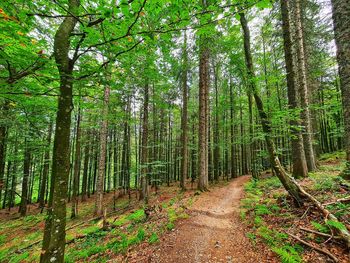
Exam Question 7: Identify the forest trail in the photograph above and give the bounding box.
[150,175,275,263]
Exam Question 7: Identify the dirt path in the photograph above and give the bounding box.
[150,176,276,263]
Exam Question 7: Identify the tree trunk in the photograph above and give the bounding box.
[280,0,308,179]
[198,12,210,191]
[292,0,317,171]
[0,103,9,205]
[81,129,90,202]
[240,10,303,205]
[95,86,110,216]
[71,110,82,218]
[331,0,350,179]
[39,122,53,209]
[180,31,188,190]
[229,79,237,178]
[40,1,79,261]
[213,61,220,181]
[140,84,149,202]
[19,137,30,216]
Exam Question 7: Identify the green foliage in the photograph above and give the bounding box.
[326,220,347,231]
[82,225,100,235]
[127,209,146,223]
[148,232,159,244]
[272,246,302,263]
[0,234,6,246]
[255,204,272,215]
[166,222,175,230]
[9,252,29,263]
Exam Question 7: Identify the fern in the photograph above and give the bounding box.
[326,220,347,231]
[311,221,329,234]
[272,246,302,263]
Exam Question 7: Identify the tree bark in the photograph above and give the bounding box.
[280,0,308,178]
[140,84,149,202]
[229,79,237,178]
[19,137,31,216]
[292,0,317,171]
[40,1,79,262]
[180,31,188,190]
[39,122,53,209]
[95,86,110,216]
[198,2,210,190]
[71,110,82,218]
[331,0,350,179]
[81,129,90,202]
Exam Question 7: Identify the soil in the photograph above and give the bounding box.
[146,175,277,263]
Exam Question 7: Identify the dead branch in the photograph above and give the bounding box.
[299,227,342,240]
[287,232,339,262]
[323,196,350,206]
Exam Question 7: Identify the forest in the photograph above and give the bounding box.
[0,0,349,262]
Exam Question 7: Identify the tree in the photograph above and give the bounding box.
[292,0,317,171]
[95,84,110,216]
[331,0,350,179]
[240,11,303,205]
[180,31,189,190]
[71,110,82,218]
[40,1,80,262]
[140,84,149,202]
[280,0,308,178]
[197,1,210,191]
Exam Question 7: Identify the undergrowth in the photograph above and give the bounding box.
[241,152,349,263]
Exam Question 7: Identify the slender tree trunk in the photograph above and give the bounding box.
[180,31,188,190]
[331,0,350,179]
[0,103,9,204]
[293,0,317,171]
[229,79,237,178]
[39,122,53,209]
[9,135,18,209]
[81,129,90,202]
[280,0,308,178]
[71,110,82,218]
[140,84,149,202]
[40,1,79,261]
[3,159,11,209]
[95,86,110,216]
[19,138,30,216]
[213,62,220,181]
[240,10,303,205]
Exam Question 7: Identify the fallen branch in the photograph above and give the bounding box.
[323,196,350,206]
[299,227,342,240]
[291,177,350,249]
[287,232,339,263]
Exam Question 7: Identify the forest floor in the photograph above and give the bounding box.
[0,152,349,263]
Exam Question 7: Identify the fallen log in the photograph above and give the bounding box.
[287,232,339,262]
